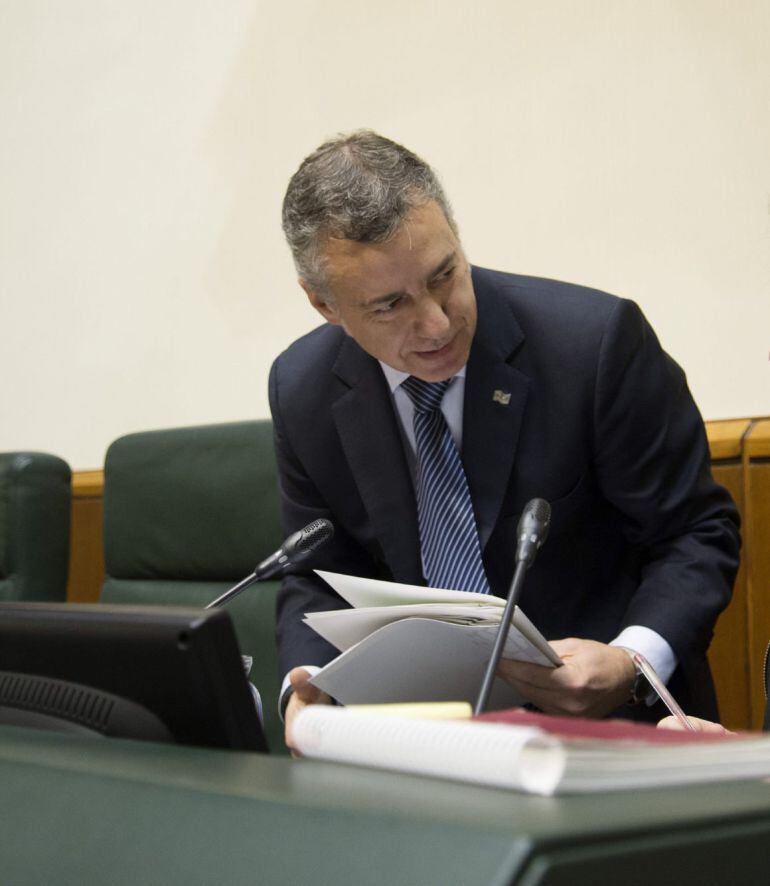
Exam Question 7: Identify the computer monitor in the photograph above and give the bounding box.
[0,602,268,752]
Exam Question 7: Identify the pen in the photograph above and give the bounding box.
[630,650,698,732]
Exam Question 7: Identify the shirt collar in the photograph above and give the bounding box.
[378,361,466,394]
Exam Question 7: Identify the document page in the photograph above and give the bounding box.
[313,570,560,664]
[315,570,506,608]
[293,705,565,796]
[310,617,550,707]
[304,602,504,652]
[307,571,561,708]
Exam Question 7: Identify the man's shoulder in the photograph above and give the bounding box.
[270,322,346,385]
[268,322,373,427]
[473,266,622,318]
[472,266,632,352]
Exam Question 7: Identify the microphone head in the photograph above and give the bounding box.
[295,518,334,557]
[515,498,551,566]
[279,518,334,564]
[252,519,335,581]
[527,497,551,534]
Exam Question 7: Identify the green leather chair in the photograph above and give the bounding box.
[100,421,286,753]
[0,452,71,603]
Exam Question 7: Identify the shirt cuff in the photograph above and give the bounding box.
[279,666,321,722]
[610,625,678,706]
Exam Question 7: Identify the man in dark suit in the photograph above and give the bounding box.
[271,131,740,749]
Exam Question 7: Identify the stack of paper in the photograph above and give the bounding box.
[294,705,770,796]
[306,571,561,707]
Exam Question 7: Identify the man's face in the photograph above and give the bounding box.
[302,201,477,382]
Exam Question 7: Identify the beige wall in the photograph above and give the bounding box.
[1,1,768,469]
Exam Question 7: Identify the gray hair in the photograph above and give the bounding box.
[282,130,457,294]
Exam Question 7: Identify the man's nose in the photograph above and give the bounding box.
[414,295,450,339]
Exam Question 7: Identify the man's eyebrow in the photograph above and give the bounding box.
[428,252,457,279]
[358,290,407,309]
[357,251,458,309]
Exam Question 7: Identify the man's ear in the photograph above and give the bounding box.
[300,280,342,325]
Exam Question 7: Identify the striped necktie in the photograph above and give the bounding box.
[401,376,490,594]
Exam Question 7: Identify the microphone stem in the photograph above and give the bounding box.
[205,572,260,609]
[474,560,528,716]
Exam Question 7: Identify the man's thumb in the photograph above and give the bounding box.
[289,667,321,702]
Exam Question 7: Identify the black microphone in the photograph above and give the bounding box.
[206,518,334,609]
[252,519,334,580]
[474,499,551,715]
[515,498,551,566]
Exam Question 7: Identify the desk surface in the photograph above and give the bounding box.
[2,725,770,886]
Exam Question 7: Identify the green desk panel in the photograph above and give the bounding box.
[1,725,770,885]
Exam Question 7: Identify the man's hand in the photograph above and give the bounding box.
[497,638,636,719]
[657,715,734,735]
[284,667,332,755]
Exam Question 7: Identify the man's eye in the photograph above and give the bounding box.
[430,266,455,287]
[373,298,401,314]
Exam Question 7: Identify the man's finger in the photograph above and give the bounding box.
[498,658,572,690]
[657,715,732,735]
[285,667,332,755]
[498,639,637,718]
[289,666,322,701]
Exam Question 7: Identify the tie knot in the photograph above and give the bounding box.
[401,376,451,413]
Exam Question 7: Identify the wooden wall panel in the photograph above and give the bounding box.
[706,419,753,730]
[66,470,104,604]
[708,461,751,729]
[745,420,770,730]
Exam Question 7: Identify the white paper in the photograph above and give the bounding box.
[304,602,504,652]
[312,570,560,666]
[315,570,506,608]
[310,617,554,707]
[293,706,566,795]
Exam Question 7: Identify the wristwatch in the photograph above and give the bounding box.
[619,646,647,706]
[627,668,648,706]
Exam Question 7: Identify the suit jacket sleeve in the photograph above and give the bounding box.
[591,298,740,662]
[269,354,379,678]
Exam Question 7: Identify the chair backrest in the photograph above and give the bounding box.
[101,420,286,752]
[0,452,71,602]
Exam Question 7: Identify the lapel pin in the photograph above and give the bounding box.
[492,389,511,406]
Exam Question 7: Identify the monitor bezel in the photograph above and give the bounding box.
[0,602,269,753]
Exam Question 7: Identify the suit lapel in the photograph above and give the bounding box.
[463,271,530,550]
[328,269,529,577]
[331,337,423,583]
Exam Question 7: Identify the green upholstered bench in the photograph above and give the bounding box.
[100,420,287,754]
[0,452,70,603]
